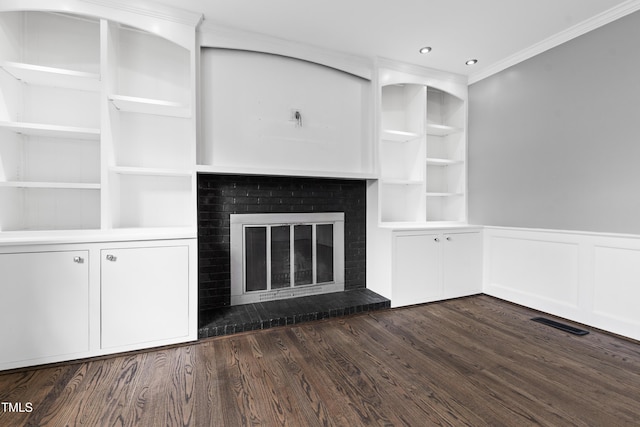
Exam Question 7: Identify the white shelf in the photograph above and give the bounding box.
[0,121,100,140]
[196,164,377,180]
[426,158,463,166]
[108,95,191,118]
[110,166,192,177]
[426,124,462,137]
[0,181,101,190]
[381,129,422,142]
[0,61,100,91]
[0,227,196,246]
[426,192,464,197]
[379,221,477,230]
[382,179,423,186]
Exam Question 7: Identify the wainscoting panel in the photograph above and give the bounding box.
[489,235,579,308]
[484,227,640,341]
[593,242,640,339]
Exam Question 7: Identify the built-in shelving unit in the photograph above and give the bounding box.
[0,11,102,232]
[376,68,467,225]
[0,1,201,372]
[0,9,197,235]
[425,87,466,223]
[103,21,195,231]
[378,83,427,223]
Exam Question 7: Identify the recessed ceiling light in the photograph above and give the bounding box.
[465,59,478,65]
[419,46,432,54]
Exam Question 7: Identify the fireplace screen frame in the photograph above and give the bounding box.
[230,212,345,305]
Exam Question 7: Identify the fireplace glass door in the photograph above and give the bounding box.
[244,223,335,293]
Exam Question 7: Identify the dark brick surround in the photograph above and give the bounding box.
[198,174,367,319]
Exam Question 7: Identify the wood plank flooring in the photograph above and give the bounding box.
[1,295,640,426]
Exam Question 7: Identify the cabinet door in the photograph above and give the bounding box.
[443,232,482,298]
[101,245,189,349]
[0,251,89,366]
[392,232,442,307]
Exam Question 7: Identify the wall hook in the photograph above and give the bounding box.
[292,109,303,127]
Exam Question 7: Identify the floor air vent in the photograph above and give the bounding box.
[531,317,589,336]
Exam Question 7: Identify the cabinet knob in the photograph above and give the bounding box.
[446,236,452,241]
[73,256,84,264]
[434,238,440,242]
[106,254,117,262]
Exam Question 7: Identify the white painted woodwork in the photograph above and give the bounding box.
[484,226,640,341]
[103,19,196,231]
[0,2,200,371]
[0,61,100,91]
[442,232,483,299]
[392,231,443,307]
[367,224,482,308]
[0,250,90,368]
[377,64,468,226]
[593,245,640,328]
[0,5,198,235]
[199,21,373,81]
[101,245,190,349]
[0,238,196,371]
[108,95,190,118]
[0,122,100,140]
[199,48,373,177]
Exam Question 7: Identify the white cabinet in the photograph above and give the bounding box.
[0,250,90,367]
[0,238,196,371]
[390,229,482,308]
[442,232,483,299]
[101,245,190,349]
[393,231,442,307]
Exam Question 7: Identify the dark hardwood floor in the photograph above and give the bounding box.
[2,295,640,426]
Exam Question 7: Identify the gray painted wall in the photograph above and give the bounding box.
[468,11,640,234]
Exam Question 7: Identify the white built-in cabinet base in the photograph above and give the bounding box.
[0,250,90,367]
[368,225,483,308]
[0,238,197,371]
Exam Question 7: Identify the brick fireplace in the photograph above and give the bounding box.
[197,174,367,322]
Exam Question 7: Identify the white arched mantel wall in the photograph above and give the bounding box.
[198,21,373,81]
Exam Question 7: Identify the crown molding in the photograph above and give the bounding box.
[468,0,640,84]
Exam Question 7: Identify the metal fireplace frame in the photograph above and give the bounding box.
[230,212,345,305]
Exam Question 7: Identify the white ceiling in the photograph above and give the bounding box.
[160,0,640,83]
